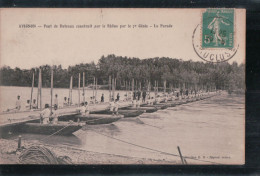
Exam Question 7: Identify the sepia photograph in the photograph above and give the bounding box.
[0,8,245,165]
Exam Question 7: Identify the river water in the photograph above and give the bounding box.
[0,86,245,164]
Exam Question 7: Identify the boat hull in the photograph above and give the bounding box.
[19,121,82,135]
[74,114,123,125]
[91,109,144,118]
[124,107,157,113]
[142,104,168,109]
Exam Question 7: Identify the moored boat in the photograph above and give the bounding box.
[118,110,144,118]
[123,107,157,113]
[142,104,168,110]
[91,109,144,118]
[19,121,83,135]
[75,114,123,125]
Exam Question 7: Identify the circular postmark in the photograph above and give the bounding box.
[192,24,239,63]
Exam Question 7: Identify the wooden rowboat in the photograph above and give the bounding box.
[75,114,123,125]
[19,121,83,135]
[117,110,144,118]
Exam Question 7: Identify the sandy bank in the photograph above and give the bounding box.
[0,139,178,164]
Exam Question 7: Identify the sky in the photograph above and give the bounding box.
[0,8,245,69]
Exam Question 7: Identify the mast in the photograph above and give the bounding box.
[132,78,134,100]
[93,77,95,101]
[109,76,111,102]
[69,76,73,105]
[128,80,130,100]
[112,76,115,100]
[95,77,97,104]
[164,80,166,94]
[78,73,81,107]
[30,71,35,109]
[37,68,42,110]
[115,78,117,91]
[148,80,150,97]
[125,80,127,100]
[50,67,53,114]
[83,72,85,105]
[157,80,159,94]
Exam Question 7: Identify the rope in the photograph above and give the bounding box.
[89,129,222,165]
[39,122,75,142]
[18,145,72,164]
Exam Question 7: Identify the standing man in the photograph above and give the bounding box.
[15,95,22,110]
[133,91,136,100]
[54,94,59,109]
[32,99,37,109]
[77,102,90,116]
[25,100,30,110]
[40,104,51,124]
[63,97,67,106]
[101,93,104,102]
[116,93,120,101]
[142,90,146,103]
[51,104,59,124]
[137,90,141,101]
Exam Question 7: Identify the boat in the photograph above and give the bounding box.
[91,109,144,118]
[118,110,144,117]
[75,114,123,125]
[123,106,157,113]
[19,121,83,135]
[141,104,168,110]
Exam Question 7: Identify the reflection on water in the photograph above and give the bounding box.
[3,92,245,164]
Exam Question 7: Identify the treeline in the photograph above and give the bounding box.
[0,54,245,91]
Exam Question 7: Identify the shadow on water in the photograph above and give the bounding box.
[82,123,121,136]
[140,113,163,119]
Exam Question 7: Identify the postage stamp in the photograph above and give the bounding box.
[202,9,234,48]
[192,8,238,63]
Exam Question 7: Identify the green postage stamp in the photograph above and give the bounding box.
[202,9,234,48]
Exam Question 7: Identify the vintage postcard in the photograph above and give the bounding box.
[0,8,245,165]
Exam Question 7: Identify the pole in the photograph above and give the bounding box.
[83,72,85,105]
[115,78,117,91]
[125,80,127,99]
[164,80,166,93]
[177,146,185,165]
[30,71,35,109]
[156,80,158,94]
[109,76,111,101]
[69,76,73,105]
[132,78,134,100]
[37,68,42,109]
[78,73,81,107]
[37,69,40,108]
[93,77,95,101]
[39,69,42,110]
[50,67,53,114]
[95,77,97,104]
[18,135,22,149]
[112,77,114,100]
[129,80,131,100]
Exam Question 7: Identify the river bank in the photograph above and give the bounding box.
[0,139,178,164]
